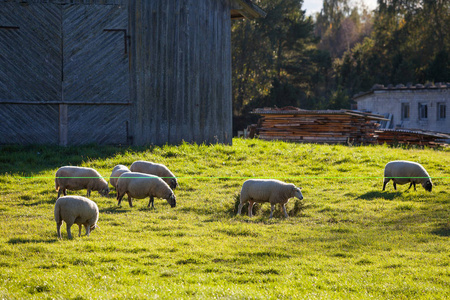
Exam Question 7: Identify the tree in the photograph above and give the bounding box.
[315,0,373,59]
[232,0,321,125]
[334,0,450,96]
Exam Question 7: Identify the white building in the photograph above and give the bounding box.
[353,83,449,133]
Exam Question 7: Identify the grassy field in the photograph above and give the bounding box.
[0,139,449,299]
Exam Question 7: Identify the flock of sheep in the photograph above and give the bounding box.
[53,159,433,239]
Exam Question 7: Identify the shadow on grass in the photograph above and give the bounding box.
[178,205,214,216]
[431,223,450,237]
[99,206,131,214]
[21,198,56,207]
[357,191,401,201]
[8,238,58,244]
[0,143,145,177]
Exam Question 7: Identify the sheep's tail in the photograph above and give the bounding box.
[55,178,60,192]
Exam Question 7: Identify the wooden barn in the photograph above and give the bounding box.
[0,0,265,146]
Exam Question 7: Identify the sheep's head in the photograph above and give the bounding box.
[167,194,176,208]
[169,178,178,190]
[293,186,303,200]
[100,187,110,197]
[90,224,99,232]
[422,180,432,192]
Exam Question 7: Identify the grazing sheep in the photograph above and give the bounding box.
[55,166,110,198]
[130,160,178,189]
[237,179,303,218]
[116,172,176,208]
[54,196,99,239]
[109,164,130,189]
[382,160,432,192]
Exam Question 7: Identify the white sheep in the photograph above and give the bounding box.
[130,160,178,189]
[54,196,99,239]
[116,172,176,208]
[109,164,130,189]
[382,160,432,192]
[237,179,303,218]
[55,166,110,199]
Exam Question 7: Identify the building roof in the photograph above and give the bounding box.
[231,0,267,19]
[376,128,450,140]
[353,82,450,100]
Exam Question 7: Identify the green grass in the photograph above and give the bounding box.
[0,139,449,299]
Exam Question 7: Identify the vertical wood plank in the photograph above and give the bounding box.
[59,104,68,146]
[129,0,233,146]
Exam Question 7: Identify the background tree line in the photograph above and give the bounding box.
[231,0,450,130]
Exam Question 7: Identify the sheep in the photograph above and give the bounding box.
[55,166,110,199]
[116,172,176,208]
[382,160,432,192]
[237,179,303,218]
[130,160,178,189]
[109,164,130,189]
[54,196,99,239]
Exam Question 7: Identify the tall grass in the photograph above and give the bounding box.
[0,139,449,299]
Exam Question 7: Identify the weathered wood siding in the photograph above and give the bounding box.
[0,104,59,144]
[0,2,62,102]
[0,0,129,145]
[129,0,233,145]
[1,0,235,145]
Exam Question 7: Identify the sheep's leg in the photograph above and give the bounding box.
[117,192,124,206]
[406,182,417,191]
[248,201,254,217]
[86,189,91,197]
[406,182,413,191]
[127,193,133,207]
[237,202,244,215]
[382,179,389,191]
[57,188,67,198]
[56,221,62,239]
[85,224,90,237]
[147,196,154,208]
[393,182,397,190]
[270,204,275,219]
[66,224,73,239]
[282,204,288,218]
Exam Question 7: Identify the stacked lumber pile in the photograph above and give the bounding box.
[375,129,450,147]
[251,107,386,144]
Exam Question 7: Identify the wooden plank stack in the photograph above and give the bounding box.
[375,129,450,147]
[251,107,386,144]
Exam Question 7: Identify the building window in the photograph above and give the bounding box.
[401,103,410,120]
[438,102,446,120]
[418,103,428,120]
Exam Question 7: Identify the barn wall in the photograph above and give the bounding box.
[129,0,233,146]
[1,0,235,146]
[0,0,130,145]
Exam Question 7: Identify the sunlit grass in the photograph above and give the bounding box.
[0,139,449,299]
